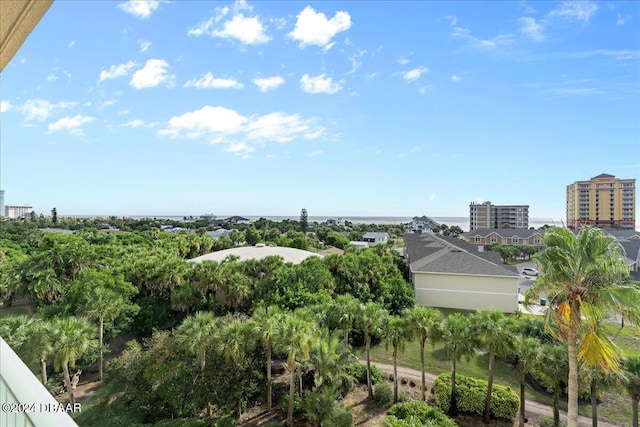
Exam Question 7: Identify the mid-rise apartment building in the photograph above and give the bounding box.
[469,201,529,230]
[5,205,34,219]
[566,173,635,230]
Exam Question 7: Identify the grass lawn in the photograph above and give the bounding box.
[354,339,553,406]
[355,319,639,426]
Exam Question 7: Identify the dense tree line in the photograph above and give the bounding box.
[1,220,639,427]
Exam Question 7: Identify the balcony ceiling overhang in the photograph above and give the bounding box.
[1,0,53,72]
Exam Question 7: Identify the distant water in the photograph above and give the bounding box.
[96,215,564,232]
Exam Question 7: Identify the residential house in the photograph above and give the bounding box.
[206,229,233,239]
[362,232,389,246]
[607,230,640,273]
[460,228,545,248]
[406,215,439,233]
[404,233,520,312]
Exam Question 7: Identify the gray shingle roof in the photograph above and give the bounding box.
[404,233,518,277]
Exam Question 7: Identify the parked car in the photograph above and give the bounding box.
[521,267,539,276]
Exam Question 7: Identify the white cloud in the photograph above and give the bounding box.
[0,101,12,113]
[397,58,410,65]
[188,2,269,45]
[130,59,175,89]
[46,75,58,82]
[224,142,254,158]
[184,72,244,89]
[402,66,428,82]
[289,6,352,48]
[159,105,247,139]
[99,100,117,108]
[19,99,76,122]
[122,119,156,128]
[346,48,366,75]
[213,14,270,44]
[47,115,94,136]
[300,73,342,94]
[519,17,545,41]
[549,1,598,23]
[159,105,325,151]
[99,61,136,82]
[63,71,72,82]
[117,1,164,19]
[616,14,631,26]
[68,41,75,47]
[123,119,145,128]
[452,26,514,50]
[451,74,462,82]
[399,146,421,158]
[428,193,436,202]
[139,40,152,52]
[306,150,323,157]
[443,15,457,27]
[246,112,319,143]
[252,76,285,92]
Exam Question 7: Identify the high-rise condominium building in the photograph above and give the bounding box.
[469,201,529,230]
[5,205,34,219]
[566,173,636,230]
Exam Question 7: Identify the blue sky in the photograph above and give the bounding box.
[1,0,638,220]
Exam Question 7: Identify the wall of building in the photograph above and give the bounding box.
[413,272,518,312]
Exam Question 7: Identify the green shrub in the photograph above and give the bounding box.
[387,401,458,427]
[322,404,354,427]
[383,415,423,427]
[281,393,304,416]
[538,416,567,427]
[433,373,519,420]
[304,389,339,426]
[349,362,385,385]
[374,382,394,406]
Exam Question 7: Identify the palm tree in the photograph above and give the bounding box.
[623,356,640,427]
[473,309,515,423]
[382,315,413,403]
[217,316,254,419]
[357,301,388,400]
[174,311,220,417]
[251,305,284,411]
[174,311,220,372]
[51,316,98,406]
[513,335,542,427]
[223,271,252,311]
[582,365,623,427]
[274,312,317,426]
[311,328,351,391]
[541,344,569,427]
[332,294,359,347]
[436,313,479,416]
[0,314,34,355]
[406,306,442,401]
[79,286,127,381]
[526,226,640,427]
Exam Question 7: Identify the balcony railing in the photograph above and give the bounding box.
[0,337,78,427]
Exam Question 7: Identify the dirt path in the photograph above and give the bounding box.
[363,361,623,427]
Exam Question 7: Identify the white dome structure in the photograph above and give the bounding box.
[189,244,320,265]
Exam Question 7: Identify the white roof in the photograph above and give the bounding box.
[189,245,320,264]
